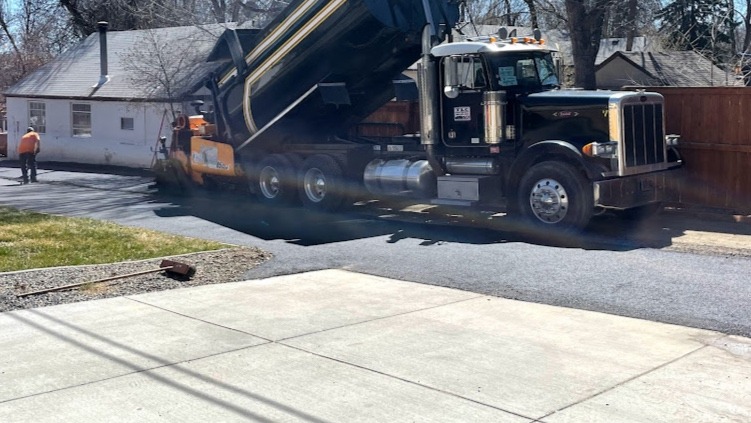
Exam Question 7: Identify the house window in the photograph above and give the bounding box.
[29,102,46,134]
[72,103,92,137]
[121,117,134,130]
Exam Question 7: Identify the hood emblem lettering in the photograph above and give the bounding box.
[553,111,579,118]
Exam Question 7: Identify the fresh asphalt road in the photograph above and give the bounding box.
[1,166,750,338]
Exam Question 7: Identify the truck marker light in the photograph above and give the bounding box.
[511,37,517,44]
[582,143,593,157]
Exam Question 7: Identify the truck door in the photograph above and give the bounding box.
[440,55,487,147]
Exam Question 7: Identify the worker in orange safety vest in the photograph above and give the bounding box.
[18,127,41,184]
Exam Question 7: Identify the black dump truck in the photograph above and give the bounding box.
[154,0,683,232]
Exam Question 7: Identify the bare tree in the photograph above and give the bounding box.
[59,0,195,35]
[534,0,616,89]
[743,0,751,54]
[208,0,285,25]
[466,0,534,26]
[564,0,615,89]
[721,0,751,84]
[536,0,569,30]
[121,27,222,119]
[601,0,663,49]
[523,0,539,28]
[1,0,74,91]
[0,1,22,59]
[115,1,286,118]
[59,0,284,37]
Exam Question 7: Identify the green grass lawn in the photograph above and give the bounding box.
[0,206,228,272]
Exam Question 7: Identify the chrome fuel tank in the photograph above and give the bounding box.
[364,159,436,198]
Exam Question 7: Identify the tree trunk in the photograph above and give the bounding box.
[625,0,638,51]
[523,0,539,28]
[744,1,751,53]
[59,0,93,36]
[564,0,609,89]
[0,14,22,59]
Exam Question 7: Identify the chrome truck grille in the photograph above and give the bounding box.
[623,103,665,166]
[609,92,671,176]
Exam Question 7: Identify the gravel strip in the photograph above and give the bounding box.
[0,247,271,313]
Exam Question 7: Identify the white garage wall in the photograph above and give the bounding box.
[6,97,174,169]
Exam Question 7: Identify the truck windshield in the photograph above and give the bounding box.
[486,52,559,91]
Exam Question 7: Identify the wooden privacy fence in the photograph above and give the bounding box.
[640,87,751,213]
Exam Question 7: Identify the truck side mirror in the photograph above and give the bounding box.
[444,56,460,98]
[190,100,205,115]
[553,51,563,85]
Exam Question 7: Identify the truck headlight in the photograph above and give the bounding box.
[582,141,618,159]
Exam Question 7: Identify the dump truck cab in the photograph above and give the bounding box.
[418,31,682,228]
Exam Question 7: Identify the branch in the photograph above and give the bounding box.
[0,9,21,57]
[58,0,92,36]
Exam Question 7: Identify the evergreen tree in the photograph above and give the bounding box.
[658,0,738,65]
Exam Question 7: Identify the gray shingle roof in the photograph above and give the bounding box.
[595,37,652,65]
[4,24,234,100]
[607,51,738,86]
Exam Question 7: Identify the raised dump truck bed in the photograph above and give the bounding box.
[205,0,460,149]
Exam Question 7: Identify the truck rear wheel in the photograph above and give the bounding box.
[517,161,593,233]
[254,154,298,205]
[299,155,347,212]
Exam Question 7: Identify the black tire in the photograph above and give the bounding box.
[152,161,186,195]
[169,160,195,196]
[298,154,348,212]
[252,154,298,205]
[517,161,594,233]
[616,202,663,222]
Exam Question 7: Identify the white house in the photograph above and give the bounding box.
[3,23,230,168]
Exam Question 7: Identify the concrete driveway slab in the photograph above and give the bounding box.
[0,343,529,423]
[284,294,722,419]
[130,269,481,340]
[542,336,751,423]
[0,297,266,402]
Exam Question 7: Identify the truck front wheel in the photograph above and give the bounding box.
[299,155,347,212]
[517,161,594,233]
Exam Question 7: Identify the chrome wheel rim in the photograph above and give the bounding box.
[529,178,568,224]
[303,168,326,203]
[259,166,281,199]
